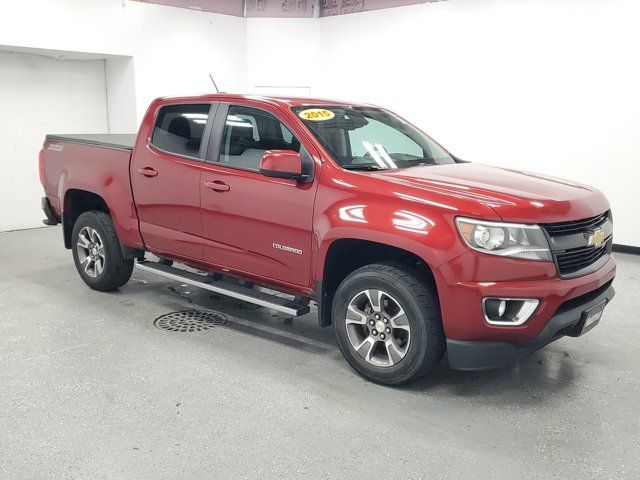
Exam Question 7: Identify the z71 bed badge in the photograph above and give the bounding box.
[587,227,606,247]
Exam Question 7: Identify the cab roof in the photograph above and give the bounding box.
[155,93,377,109]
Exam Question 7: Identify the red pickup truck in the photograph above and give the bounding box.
[40,94,616,385]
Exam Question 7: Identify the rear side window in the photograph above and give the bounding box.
[151,104,210,158]
[218,106,301,171]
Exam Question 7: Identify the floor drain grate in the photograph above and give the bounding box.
[154,310,230,333]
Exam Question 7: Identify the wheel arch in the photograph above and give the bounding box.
[316,237,440,328]
[62,189,144,259]
[62,189,110,248]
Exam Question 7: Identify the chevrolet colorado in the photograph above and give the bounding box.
[40,94,616,385]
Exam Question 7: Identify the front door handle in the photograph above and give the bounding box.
[137,167,158,178]
[204,180,230,192]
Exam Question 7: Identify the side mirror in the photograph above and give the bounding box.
[260,150,307,181]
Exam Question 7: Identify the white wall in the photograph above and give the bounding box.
[248,0,640,246]
[247,18,319,96]
[0,0,247,231]
[1,0,638,245]
[322,0,640,246]
[105,57,138,133]
[0,0,247,126]
[0,51,109,231]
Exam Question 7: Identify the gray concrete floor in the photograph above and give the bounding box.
[1,227,639,479]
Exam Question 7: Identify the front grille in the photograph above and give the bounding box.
[543,211,609,237]
[555,243,608,276]
[541,211,612,277]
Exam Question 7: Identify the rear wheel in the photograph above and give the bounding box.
[333,263,444,385]
[71,211,134,291]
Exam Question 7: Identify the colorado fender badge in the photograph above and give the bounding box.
[273,243,303,255]
[298,108,335,122]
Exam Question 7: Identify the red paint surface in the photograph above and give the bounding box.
[260,150,302,175]
[42,93,615,343]
[42,140,143,249]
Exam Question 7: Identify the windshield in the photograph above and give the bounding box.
[292,106,455,170]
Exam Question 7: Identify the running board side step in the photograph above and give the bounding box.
[135,261,310,317]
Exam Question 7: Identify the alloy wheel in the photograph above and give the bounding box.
[76,226,106,278]
[345,289,411,367]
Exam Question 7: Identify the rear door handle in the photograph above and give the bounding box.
[137,167,158,178]
[204,180,230,192]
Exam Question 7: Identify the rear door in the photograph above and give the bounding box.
[131,102,217,260]
[199,102,319,288]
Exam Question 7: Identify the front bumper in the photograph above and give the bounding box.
[446,281,615,370]
[434,248,617,370]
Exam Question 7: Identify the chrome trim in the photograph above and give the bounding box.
[135,262,303,316]
[148,143,203,163]
[482,297,540,326]
[455,216,542,230]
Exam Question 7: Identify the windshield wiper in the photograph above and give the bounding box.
[342,164,389,171]
[409,158,436,166]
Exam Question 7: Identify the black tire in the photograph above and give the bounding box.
[71,211,134,292]
[333,263,445,386]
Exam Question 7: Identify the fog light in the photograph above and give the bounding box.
[497,299,507,317]
[482,298,539,326]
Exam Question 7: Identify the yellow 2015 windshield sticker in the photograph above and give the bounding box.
[298,108,335,121]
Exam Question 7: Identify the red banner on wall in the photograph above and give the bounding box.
[133,0,446,17]
[132,0,244,16]
[246,0,315,17]
[321,0,443,17]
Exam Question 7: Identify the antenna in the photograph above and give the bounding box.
[209,73,220,93]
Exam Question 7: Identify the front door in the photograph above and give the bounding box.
[200,103,319,288]
[131,102,216,260]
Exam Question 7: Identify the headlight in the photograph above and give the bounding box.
[455,217,552,262]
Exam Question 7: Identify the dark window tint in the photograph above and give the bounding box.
[152,104,210,158]
[219,106,300,170]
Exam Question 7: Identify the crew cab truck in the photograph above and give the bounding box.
[40,94,616,385]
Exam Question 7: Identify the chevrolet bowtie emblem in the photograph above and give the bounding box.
[587,227,606,248]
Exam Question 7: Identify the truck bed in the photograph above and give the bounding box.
[42,133,143,249]
[46,134,136,151]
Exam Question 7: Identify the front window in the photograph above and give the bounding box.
[218,105,301,171]
[292,106,454,170]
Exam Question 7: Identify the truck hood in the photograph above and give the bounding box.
[371,163,609,223]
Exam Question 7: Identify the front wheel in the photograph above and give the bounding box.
[333,263,445,386]
[71,211,134,291]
